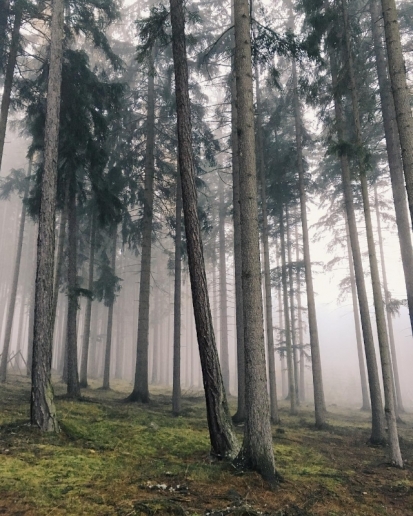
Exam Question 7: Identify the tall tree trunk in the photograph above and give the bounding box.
[374,185,404,413]
[102,225,117,390]
[0,3,22,171]
[169,0,239,460]
[218,188,230,393]
[276,238,288,399]
[128,53,156,403]
[66,174,80,398]
[255,70,279,423]
[380,0,413,229]
[295,223,305,403]
[341,0,402,466]
[280,209,297,414]
[151,284,159,385]
[79,207,96,388]
[233,0,278,482]
[330,50,386,445]
[369,0,413,335]
[0,165,29,381]
[30,0,64,432]
[172,171,182,415]
[292,58,326,425]
[345,219,371,411]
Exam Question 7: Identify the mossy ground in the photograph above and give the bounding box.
[1,376,413,515]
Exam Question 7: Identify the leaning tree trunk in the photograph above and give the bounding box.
[233,0,279,482]
[330,49,386,446]
[255,70,279,423]
[79,207,96,388]
[128,53,156,403]
[292,57,326,426]
[172,171,182,415]
[341,0,402,465]
[102,225,117,391]
[369,0,413,335]
[30,0,64,432]
[380,0,413,231]
[0,2,22,171]
[374,185,404,414]
[169,0,239,459]
[0,164,29,382]
[66,173,80,399]
[218,188,230,394]
[345,219,371,412]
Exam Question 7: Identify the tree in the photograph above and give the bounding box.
[172,171,182,415]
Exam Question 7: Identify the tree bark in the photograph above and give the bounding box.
[233,0,279,482]
[0,2,22,171]
[30,0,64,432]
[172,171,182,415]
[128,52,156,403]
[169,0,239,460]
[295,223,305,403]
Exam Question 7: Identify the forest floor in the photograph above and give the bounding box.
[1,376,413,516]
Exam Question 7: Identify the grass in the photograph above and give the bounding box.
[1,375,413,515]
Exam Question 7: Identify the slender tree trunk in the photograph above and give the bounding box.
[374,185,404,413]
[115,289,124,380]
[128,53,156,403]
[0,3,22,171]
[218,188,230,394]
[330,50,386,445]
[151,285,159,385]
[380,0,413,230]
[30,0,64,431]
[256,70,279,423]
[66,174,80,398]
[0,166,29,381]
[172,172,182,415]
[295,223,305,403]
[169,0,239,459]
[233,0,279,482]
[341,0,402,465]
[102,225,117,390]
[345,219,371,411]
[369,0,413,335]
[79,207,96,388]
[276,239,287,399]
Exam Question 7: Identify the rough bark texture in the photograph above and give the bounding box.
[233,0,278,482]
[256,71,279,423]
[380,0,413,232]
[30,0,64,432]
[0,166,29,382]
[128,56,155,403]
[292,58,326,426]
[172,172,182,416]
[330,50,385,445]
[170,0,239,460]
[369,0,413,335]
[79,208,96,388]
[0,3,22,171]
[102,225,117,390]
[218,188,230,394]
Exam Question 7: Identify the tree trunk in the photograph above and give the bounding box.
[369,0,413,335]
[102,225,117,390]
[172,171,182,415]
[79,207,96,388]
[169,0,239,460]
[66,173,80,398]
[0,3,22,171]
[233,0,278,482]
[0,165,29,382]
[128,52,156,403]
[374,185,404,413]
[345,219,371,411]
[380,0,413,230]
[218,188,230,394]
[151,285,159,385]
[255,70,279,423]
[295,223,305,403]
[30,0,64,432]
[330,49,385,445]
[292,58,326,425]
[341,0,402,465]
[276,238,288,399]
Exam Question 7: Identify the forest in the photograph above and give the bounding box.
[0,0,413,513]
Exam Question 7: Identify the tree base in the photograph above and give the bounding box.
[125,390,150,403]
[79,381,88,389]
[232,412,245,424]
[233,450,283,486]
[360,405,371,412]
